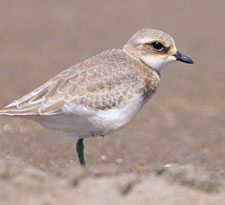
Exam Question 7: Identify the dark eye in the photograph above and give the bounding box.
[151,41,164,51]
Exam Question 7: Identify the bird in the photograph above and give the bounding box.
[0,28,194,166]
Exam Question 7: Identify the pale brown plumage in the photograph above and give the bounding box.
[0,49,159,116]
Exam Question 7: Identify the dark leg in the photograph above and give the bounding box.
[76,138,85,166]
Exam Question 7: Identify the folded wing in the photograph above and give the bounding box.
[0,50,142,116]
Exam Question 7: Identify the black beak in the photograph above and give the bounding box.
[173,51,194,64]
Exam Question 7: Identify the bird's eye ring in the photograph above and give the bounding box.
[151,41,164,51]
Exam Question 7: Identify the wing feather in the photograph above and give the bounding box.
[0,49,143,116]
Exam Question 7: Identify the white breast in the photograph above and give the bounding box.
[88,93,144,136]
[39,93,144,138]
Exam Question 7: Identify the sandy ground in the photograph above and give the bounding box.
[0,158,225,205]
[0,0,225,204]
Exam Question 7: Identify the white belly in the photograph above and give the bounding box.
[88,95,144,136]
[38,94,144,138]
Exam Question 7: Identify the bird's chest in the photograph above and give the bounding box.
[142,72,161,103]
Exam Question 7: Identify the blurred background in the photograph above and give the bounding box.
[0,0,224,175]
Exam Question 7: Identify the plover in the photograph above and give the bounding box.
[0,29,193,166]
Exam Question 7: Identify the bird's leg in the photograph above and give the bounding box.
[76,138,85,166]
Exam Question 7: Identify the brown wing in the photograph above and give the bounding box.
[0,49,143,116]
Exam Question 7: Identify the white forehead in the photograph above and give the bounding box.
[127,28,175,47]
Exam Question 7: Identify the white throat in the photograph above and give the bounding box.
[141,55,176,72]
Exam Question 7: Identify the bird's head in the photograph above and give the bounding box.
[123,28,194,73]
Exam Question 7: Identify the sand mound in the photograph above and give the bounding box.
[0,158,224,205]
